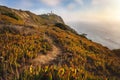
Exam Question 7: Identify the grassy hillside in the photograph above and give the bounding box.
[112,49,120,57]
[0,6,120,80]
[0,5,64,26]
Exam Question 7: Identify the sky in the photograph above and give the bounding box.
[0,0,120,23]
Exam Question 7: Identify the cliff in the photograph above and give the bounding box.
[0,5,120,80]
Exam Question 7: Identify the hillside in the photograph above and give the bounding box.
[112,49,120,57]
[0,5,120,80]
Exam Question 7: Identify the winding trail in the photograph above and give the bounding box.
[31,36,62,65]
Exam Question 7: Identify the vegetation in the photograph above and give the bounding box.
[1,12,19,20]
[54,23,78,35]
[112,49,120,57]
[40,13,64,24]
[0,5,120,80]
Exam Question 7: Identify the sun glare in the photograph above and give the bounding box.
[112,0,120,21]
[102,0,120,22]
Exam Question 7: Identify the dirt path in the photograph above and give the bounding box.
[31,36,62,65]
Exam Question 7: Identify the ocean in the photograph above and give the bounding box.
[68,22,120,49]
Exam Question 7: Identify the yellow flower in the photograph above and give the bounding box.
[74,69,77,75]
[30,65,33,74]
[45,66,49,72]
[58,68,65,75]
[70,67,77,75]
[70,67,74,72]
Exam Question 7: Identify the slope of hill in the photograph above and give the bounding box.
[112,49,120,57]
[0,5,120,80]
[0,5,64,26]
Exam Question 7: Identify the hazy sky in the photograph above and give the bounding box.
[0,0,120,23]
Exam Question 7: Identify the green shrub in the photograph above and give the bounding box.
[2,12,19,20]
